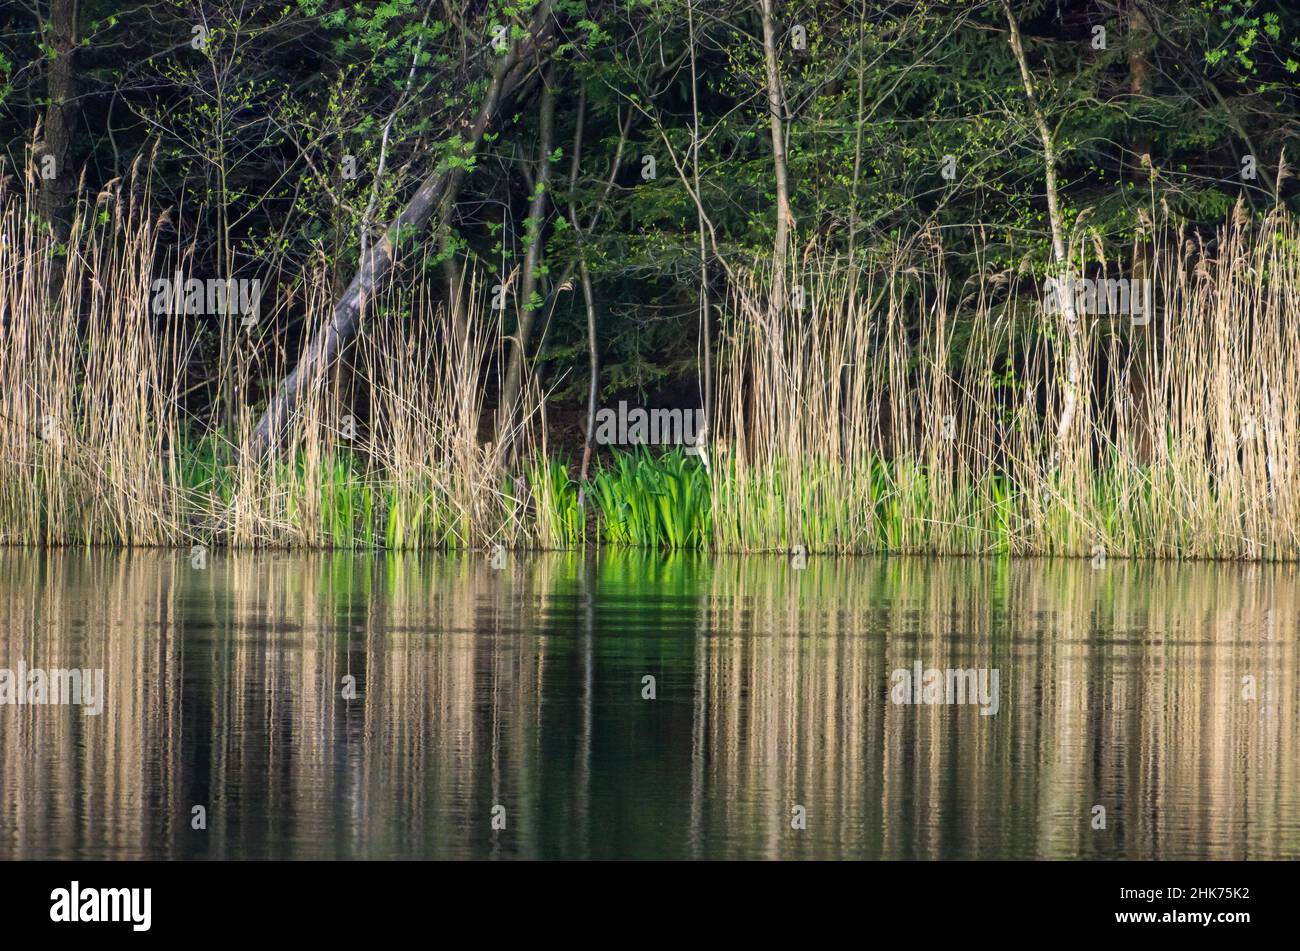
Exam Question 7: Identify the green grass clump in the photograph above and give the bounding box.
[588,448,711,549]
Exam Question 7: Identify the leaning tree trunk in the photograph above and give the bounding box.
[249,3,556,458]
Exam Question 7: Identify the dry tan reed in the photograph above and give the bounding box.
[6,164,1300,559]
[711,201,1300,560]
[0,172,537,550]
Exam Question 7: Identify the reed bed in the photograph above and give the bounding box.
[0,173,536,550]
[710,201,1300,560]
[0,170,184,546]
[4,167,1300,559]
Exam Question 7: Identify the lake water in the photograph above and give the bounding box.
[0,550,1296,860]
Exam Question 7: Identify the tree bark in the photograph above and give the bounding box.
[1126,0,1154,464]
[250,4,555,457]
[1127,3,1153,175]
[496,67,558,460]
[38,0,79,243]
[440,199,468,345]
[758,0,794,296]
[563,85,631,491]
[1001,0,1081,461]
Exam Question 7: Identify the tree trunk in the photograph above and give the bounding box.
[1001,0,1081,462]
[38,0,79,243]
[563,84,631,492]
[440,200,468,345]
[1126,0,1154,464]
[496,68,557,460]
[1127,3,1153,174]
[565,86,601,489]
[250,5,555,457]
[758,0,794,296]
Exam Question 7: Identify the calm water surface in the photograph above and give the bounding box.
[0,551,1297,860]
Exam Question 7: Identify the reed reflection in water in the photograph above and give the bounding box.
[0,550,1296,859]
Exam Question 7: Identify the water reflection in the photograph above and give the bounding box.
[0,551,1296,859]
